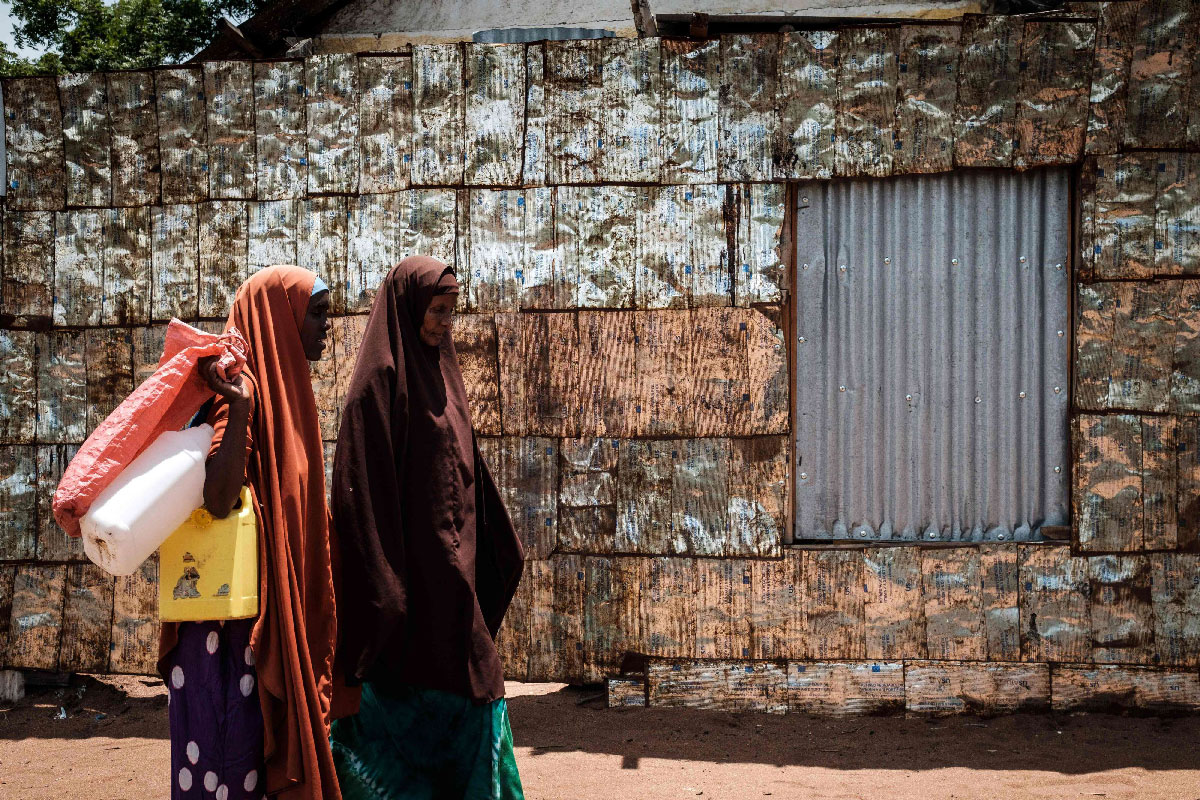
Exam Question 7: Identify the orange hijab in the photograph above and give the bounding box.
[160,265,352,799]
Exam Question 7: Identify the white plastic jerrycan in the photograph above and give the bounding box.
[81,424,215,576]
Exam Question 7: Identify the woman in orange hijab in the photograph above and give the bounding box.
[158,265,356,800]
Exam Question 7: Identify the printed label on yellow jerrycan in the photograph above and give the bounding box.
[158,487,258,622]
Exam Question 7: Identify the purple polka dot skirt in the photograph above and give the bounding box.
[167,619,266,800]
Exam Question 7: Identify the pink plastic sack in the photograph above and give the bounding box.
[53,319,248,538]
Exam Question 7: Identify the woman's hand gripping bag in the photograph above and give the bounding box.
[53,320,248,576]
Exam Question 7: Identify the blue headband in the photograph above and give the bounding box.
[311,276,329,295]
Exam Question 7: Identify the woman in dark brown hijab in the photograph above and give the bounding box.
[330,256,526,799]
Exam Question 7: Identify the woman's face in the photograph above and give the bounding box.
[420,292,457,347]
[301,289,332,361]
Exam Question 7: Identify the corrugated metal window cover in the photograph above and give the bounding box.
[794,168,1070,542]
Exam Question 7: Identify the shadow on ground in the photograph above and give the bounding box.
[3,675,1198,778]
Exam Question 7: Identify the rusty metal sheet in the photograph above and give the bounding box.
[523,312,580,438]
[155,68,209,204]
[306,53,360,195]
[1088,555,1153,664]
[691,307,750,437]
[1156,152,1200,277]
[661,38,719,185]
[894,25,959,175]
[131,325,168,385]
[1178,421,1200,548]
[198,201,249,319]
[204,61,256,200]
[1151,553,1200,666]
[545,39,603,185]
[330,313,366,416]
[1052,664,1200,712]
[635,185,690,310]
[862,546,924,661]
[36,445,84,561]
[786,660,904,716]
[58,563,114,673]
[323,441,334,499]
[109,554,158,674]
[606,677,645,707]
[0,566,12,660]
[521,186,569,310]
[559,438,618,553]
[58,72,111,207]
[345,192,399,313]
[906,661,1050,716]
[1019,545,1091,662]
[835,27,900,179]
[568,185,638,309]
[1172,282,1200,414]
[464,43,525,186]
[1084,2,1137,155]
[522,44,547,187]
[85,328,133,432]
[719,34,778,183]
[467,189,523,313]
[6,565,66,670]
[671,438,730,557]
[746,306,788,435]
[1073,282,1115,410]
[776,31,837,180]
[1091,154,1157,279]
[478,437,557,561]
[726,436,787,558]
[980,545,1020,661]
[922,548,984,661]
[103,207,152,325]
[632,310,693,437]
[0,331,36,444]
[2,211,55,321]
[310,339,338,442]
[398,189,457,268]
[411,44,464,187]
[1123,0,1194,149]
[583,556,638,681]
[1074,414,1143,551]
[544,555,585,681]
[689,183,730,308]
[248,199,299,273]
[0,446,37,560]
[37,331,87,443]
[107,71,159,207]
[53,209,105,326]
[803,549,866,660]
[298,196,348,314]
[253,61,307,200]
[455,188,472,301]
[647,659,787,714]
[733,182,786,307]
[953,15,1023,168]
[1109,281,1177,411]
[496,570,530,680]
[1078,147,1098,280]
[151,204,199,321]
[358,55,413,194]
[452,314,500,436]
[616,439,672,553]
[601,38,661,184]
[695,559,751,659]
[576,311,636,439]
[494,314,527,435]
[1141,415,1179,550]
[2,77,65,210]
[748,553,801,659]
[638,557,696,659]
[1013,20,1096,169]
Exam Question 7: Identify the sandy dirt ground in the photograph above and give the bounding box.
[1,675,1198,800]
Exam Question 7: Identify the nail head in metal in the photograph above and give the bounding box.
[800,472,808,480]
[801,196,809,204]
[884,257,891,265]
[1020,256,1027,263]
[905,394,913,401]
[839,385,847,392]
[802,263,810,270]
[975,396,982,404]
[1053,386,1061,394]
[927,531,938,540]
[1055,263,1063,270]
[951,258,959,266]
[1054,466,1062,473]
[1057,330,1065,337]
[798,336,807,343]
[838,264,847,272]
[997,533,1007,541]
[1019,391,1027,399]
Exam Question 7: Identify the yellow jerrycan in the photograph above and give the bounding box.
[158,487,259,622]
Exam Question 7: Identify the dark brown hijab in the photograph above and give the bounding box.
[333,256,524,703]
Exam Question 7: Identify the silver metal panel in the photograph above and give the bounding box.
[411,44,465,187]
[794,169,1070,541]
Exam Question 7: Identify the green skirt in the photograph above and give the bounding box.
[330,682,525,800]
